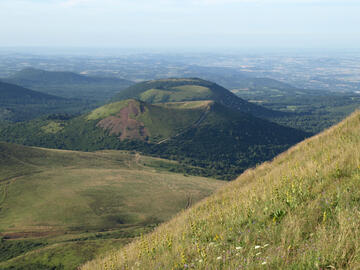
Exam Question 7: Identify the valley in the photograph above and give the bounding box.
[0,142,224,269]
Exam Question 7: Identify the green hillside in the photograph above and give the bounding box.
[114,78,283,118]
[0,81,85,122]
[82,110,360,270]
[0,142,223,270]
[3,68,134,101]
[0,81,62,103]
[0,99,307,179]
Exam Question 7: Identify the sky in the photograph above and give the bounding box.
[0,0,359,50]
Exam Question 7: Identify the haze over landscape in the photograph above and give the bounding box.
[0,0,360,269]
[1,0,360,49]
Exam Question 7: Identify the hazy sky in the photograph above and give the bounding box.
[1,0,359,50]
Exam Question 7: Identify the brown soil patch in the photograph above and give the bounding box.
[97,100,149,141]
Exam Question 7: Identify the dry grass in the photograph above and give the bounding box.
[82,111,360,270]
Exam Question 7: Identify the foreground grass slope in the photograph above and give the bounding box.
[83,111,360,270]
[0,143,223,269]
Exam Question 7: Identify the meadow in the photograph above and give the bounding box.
[0,143,223,269]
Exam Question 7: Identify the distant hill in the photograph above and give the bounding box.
[0,81,77,122]
[3,68,134,101]
[113,78,284,118]
[83,109,360,270]
[0,99,308,179]
[0,142,223,269]
[0,81,62,104]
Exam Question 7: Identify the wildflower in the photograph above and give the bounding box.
[263,244,269,248]
[256,252,262,256]
[217,256,222,260]
[236,246,242,250]
[262,261,267,265]
[255,245,261,249]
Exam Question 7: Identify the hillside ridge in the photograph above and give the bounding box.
[0,81,63,103]
[114,78,284,118]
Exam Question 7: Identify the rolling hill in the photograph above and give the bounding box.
[113,78,283,118]
[0,80,62,104]
[3,68,134,101]
[0,81,80,122]
[0,142,224,270]
[82,110,360,270]
[0,99,308,179]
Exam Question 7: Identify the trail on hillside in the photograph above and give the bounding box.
[156,106,211,145]
[0,178,16,208]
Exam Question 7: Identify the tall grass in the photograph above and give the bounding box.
[82,111,360,270]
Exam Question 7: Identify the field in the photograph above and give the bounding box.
[0,143,224,269]
[83,111,360,269]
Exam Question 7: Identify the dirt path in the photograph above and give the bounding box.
[185,195,192,209]
[0,178,16,208]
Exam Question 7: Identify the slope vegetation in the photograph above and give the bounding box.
[0,81,62,104]
[0,142,223,269]
[0,99,307,179]
[83,111,360,270]
[4,68,133,101]
[0,81,80,122]
[114,78,282,118]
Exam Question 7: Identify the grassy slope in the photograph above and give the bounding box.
[0,142,223,269]
[87,99,207,142]
[83,111,360,270]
